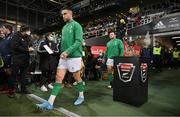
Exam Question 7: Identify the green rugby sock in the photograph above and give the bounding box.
[76,81,85,92]
[108,73,113,82]
[51,83,62,96]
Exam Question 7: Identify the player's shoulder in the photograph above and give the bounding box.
[72,20,80,24]
[115,38,123,43]
[72,20,82,27]
[107,40,112,44]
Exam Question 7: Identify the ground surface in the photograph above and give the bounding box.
[0,69,180,116]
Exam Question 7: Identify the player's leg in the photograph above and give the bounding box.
[36,69,67,110]
[107,65,113,88]
[48,69,67,105]
[36,59,67,110]
[67,58,85,105]
[106,59,114,88]
[73,71,85,105]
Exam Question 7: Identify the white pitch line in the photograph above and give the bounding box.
[28,94,46,102]
[27,94,81,117]
[55,107,81,117]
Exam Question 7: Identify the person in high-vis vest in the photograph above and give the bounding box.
[173,47,180,69]
[152,41,162,72]
[36,7,85,110]
[103,31,124,89]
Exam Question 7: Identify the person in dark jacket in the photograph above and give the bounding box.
[95,51,105,80]
[163,48,173,69]
[85,52,96,80]
[141,47,152,69]
[10,25,34,97]
[0,24,13,96]
[0,25,13,68]
[38,33,59,92]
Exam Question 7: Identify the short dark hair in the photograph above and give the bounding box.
[61,6,72,12]
[108,29,116,35]
[45,32,51,39]
[20,25,30,32]
[3,24,13,33]
[155,41,160,44]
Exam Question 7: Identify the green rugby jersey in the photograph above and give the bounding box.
[104,38,124,59]
[60,19,83,58]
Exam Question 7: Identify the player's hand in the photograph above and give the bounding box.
[28,47,34,52]
[60,52,68,59]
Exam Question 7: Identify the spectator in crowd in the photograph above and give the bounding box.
[0,24,13,69]
[85,51,96,80]
[38,33,59,92]
[141,46,152,69]
[10,25,34,97]
[167,48,173,69]
[132,41,142,56]
[163,48,173,69]
[83,13,126,39]
[0,25,4,42]
[95,50,105,80]
[30,32,40,50]
[28,32,40,72]
[0,25,4,86]
[0,24,13,97]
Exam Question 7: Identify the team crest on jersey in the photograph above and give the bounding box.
[140,63,148,83]
[117,63,135,82]
[69,25,73,33]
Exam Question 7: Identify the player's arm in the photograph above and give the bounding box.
[65,23,83,55]
[119,40,124,56]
